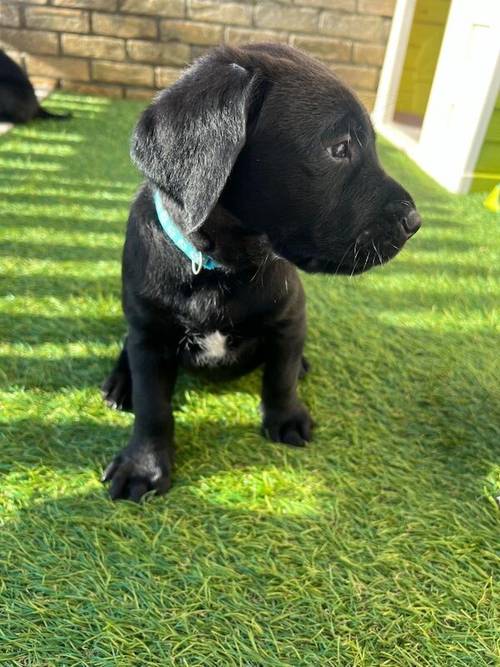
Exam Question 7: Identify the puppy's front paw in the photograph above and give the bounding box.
[262,402,313,447]
[102,445,172,502]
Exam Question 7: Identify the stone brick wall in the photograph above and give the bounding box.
[0,0,395,110]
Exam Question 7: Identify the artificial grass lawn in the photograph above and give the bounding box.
[0,91,498,666]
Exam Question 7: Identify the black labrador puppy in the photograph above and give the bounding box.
[0,49,70,123]
[102,44,421,501]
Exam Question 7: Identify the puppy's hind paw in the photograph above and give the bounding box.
[101,369,132,412]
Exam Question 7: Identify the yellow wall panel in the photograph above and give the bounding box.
[395,0,451,121]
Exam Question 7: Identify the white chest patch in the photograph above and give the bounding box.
[196,330,229,365]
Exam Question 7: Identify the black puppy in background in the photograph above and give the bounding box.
[102,44,421,502]
[0,50,70,123]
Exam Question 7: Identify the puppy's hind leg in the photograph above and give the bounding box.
[101,338,132,412]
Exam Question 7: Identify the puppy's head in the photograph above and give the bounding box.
[132,44,421,275]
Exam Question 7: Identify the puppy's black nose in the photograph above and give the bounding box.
[384,202,421,238]
[401,209,421,236]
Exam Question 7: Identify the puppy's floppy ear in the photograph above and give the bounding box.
[131,51,262,234]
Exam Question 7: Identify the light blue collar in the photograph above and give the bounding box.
[153,190,221,274]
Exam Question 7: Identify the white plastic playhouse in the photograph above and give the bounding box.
[373,0,500,194]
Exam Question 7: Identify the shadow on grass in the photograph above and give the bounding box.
[0,241,121,263]
[1,212,126,235]
[1,274,121,299]
[386,259,499,279]
[0,313,123,345]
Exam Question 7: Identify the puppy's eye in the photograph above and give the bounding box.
[327,140,350,160]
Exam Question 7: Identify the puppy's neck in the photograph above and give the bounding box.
[191,204,273,274]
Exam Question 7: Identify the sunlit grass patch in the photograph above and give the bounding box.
[192,467,327,516]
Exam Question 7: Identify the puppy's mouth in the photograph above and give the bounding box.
[292,217,420,275]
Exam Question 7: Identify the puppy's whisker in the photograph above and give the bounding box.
[372,240,383,266]
[261,252,273,286]
[334,241,355,275]
[362,250,371,273]
[271,252,286,268]
[349,257,359,278]
[349,242,361,278]
[351,241,360,276]
[250,259,264,282]
[353,125,362,147]
[250,252,271,284]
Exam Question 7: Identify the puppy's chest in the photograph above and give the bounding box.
[180,280,265,329]
[176,285,262,368]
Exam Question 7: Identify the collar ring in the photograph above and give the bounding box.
[191,251,203,275]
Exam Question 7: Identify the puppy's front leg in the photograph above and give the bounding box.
[103,330,178,501]
[261,327,313,447]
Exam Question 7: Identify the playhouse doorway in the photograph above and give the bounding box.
[393,0,451,134]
